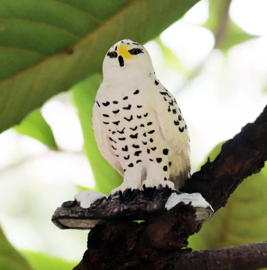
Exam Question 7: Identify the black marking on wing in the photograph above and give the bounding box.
[137,105,142,108]
[132,144,139,149]
[133,90,139,95]
[113,109,120,114]
[128,163,134,167]
[156,158,162,163]
[117,128,125,134]
[147,122,152,126]
[144,113,148,117]
[140,124,145,127]
[124,155,130,160]
[178,115,182,121]
[113,121,120,126]
[151,147,157,151]
[136,160,142,164]
[118,137,126,141]
[124,115,133,122]
[172,109,177,114]
[113,101,118,104]
[123,96,128,100]
[123,104,131,110]
[174,120,180,126]
[150,138,153,143]
[109,137,116,143]
[96,101,100,107]
[148,130,155,134]
[102,101,110,106]
[179,127,184,132]
[137,115,142,119]
[122,145,128,151]
[142,141,147,145]
[103,122,109,125]
[130,126,138,131]
[112,145,117,150]
[163,149,169,155]
[102,114,109,117]
[134,151,142,156]
[130,133,138,139]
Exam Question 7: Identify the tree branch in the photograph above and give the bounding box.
[74,106,267,270]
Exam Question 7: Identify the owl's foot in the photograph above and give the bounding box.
[142,179,175,190]
[110,181,141,195]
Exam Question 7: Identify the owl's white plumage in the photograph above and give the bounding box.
[93,39,190,194]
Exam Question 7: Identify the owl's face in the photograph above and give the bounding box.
[102,39,154,80]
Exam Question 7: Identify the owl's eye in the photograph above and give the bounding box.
[108,51,117,58]
[128,48,143,55]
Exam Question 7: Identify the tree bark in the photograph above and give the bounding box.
[74,106,267,270]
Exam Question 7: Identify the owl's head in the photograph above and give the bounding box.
[102,39,154,81]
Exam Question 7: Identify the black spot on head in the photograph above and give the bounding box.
[128,163,134,167]
[102,101,110,106]
[133,89,139,95]
[123,96,128,100]
[155,80,159,85]
[115,45,117,51]
[130,133,138,139]
[172,109,177,114]
[179,127,184,132]
[163,166,168,171]
[174,120,179,126]
[163,149,169,155]
[103,122,109,125]
[123,104,131,110]
[113,121,120,126]
[102,114,109,117]
[156,158,162,163]
[124,115,133,122]
[96,101,100,107]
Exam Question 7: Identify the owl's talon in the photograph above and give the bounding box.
[142,185,158,200]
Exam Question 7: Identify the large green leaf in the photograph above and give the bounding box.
[189,142,267,250]
[0,0,199,133]
[205,0,256,51]
[72,75,122,194]
[14,109,57,150]
[22,251,76,270]
[0,226,32,270]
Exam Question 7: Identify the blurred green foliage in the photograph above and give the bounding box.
[0,0,266,269]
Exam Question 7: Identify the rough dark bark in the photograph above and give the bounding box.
[74,106,267,270]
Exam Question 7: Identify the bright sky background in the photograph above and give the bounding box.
[0,0,267,262]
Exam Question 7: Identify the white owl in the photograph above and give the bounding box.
[93,39,190,194]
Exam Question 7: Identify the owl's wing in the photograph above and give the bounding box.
[92,103,124,175]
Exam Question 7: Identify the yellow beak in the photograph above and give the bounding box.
[118,44,132,60]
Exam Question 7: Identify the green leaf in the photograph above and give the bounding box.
[22,251,76,270]
[0,0,199,134]
[0,226,32,270]
[72,75,123,195]
[205,0,256,51]
[14,109,57,150]
[189,141,267,250]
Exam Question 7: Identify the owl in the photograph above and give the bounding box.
[93,39,190,194]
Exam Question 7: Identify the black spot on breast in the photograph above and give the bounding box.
[113,109,120,114]
[109,137,116,143]
[178,115,182,121]
[147,122,152,126]
[128,163,134,167]
[147,149,150,154]
[118,137,126,141]
[133,90,139,95]
[136,160,142,164]
[123,96,128,100]
[179,127,184,132]
[143,132,147,137]
[132,144,139,149]
[112,145,117,150]
[169,100,174,106]
[124,169,126,172]
[163,166,168,171]
[164,177,167,181]
[150,138,153,143]
[144,113,148,117]
[96,101,100,107]
[112,131,116,134]
[151,147,157,151]
[163,149,169,155]
[123,104,131,110]
[137,105,142,108]
[103,122,109,125]
[102,101,110,106]
[122,145,128,151]
[148,130,155,134]
[168,106,171,112]
[130,126,138,131]
[163,97,167,101]
[174,120,180,126]
[134,151,142,156]
[117,128,125,134]
[124,115,133,122]
[124,155,130,160]
[172,109,177,114]
[149,159,153,162]
[155,80,159,85]
[113,101,118,104]
[156,158,162,163]
[116,155,119,157]
[113,121,120,126]
[103,114,109,117]
[137,115,142,119]
[169,162,172,166]
[142,141,147,145]
[130,133,138,139]
[140,124,145,127]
